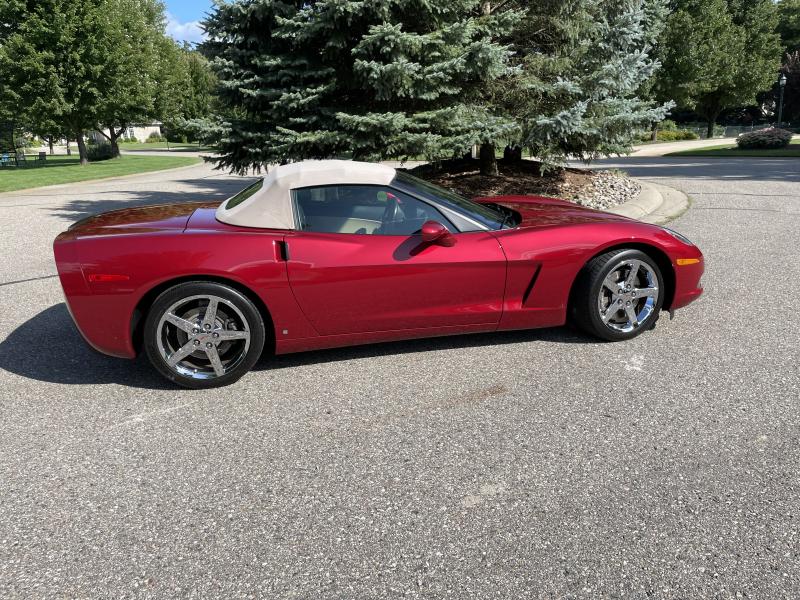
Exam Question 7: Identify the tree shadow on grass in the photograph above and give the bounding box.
[2,304,596,389]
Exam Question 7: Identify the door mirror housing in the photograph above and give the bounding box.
[421,220,456,246]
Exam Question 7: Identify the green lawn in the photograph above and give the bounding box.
[0,154,202,193]
[119,141,214,152]
[665,139,800,157]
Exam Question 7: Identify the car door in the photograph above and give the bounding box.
[284,184,507,336]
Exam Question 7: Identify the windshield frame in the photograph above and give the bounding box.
[391,171,507,231]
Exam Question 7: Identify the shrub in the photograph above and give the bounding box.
[146,132,166,143]
[87,143,114,162]
[122,136,139,144]
[637,128,699,142]
[659,119,678,131]
[657,130,699,141]
[736,128,793,149]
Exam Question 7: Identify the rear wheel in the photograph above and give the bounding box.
[144,282,265,388]
[571,249,664,342]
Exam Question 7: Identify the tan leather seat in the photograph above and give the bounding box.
[304,216,381,234]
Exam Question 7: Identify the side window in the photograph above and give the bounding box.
[293,185,453,236]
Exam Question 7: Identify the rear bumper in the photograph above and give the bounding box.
[54,233,137,359]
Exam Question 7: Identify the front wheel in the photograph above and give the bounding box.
[144,282,266,388]
[571,249,664,342]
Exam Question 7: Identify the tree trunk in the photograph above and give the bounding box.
[651,123,658,142]
[503,145,522,162]
[48,135,54,155]
[75,132,89,166]
[705,117,718,139]
[105,125,123,158]
[480,143,498,176]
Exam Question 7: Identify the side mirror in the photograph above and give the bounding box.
[421,220,456,246]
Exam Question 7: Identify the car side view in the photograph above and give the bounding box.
[53,160,704,388]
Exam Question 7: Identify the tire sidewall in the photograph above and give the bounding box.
[144,282,266,389]
[586,249,665,342]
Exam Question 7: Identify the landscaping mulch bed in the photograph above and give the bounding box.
[407,158,640,211]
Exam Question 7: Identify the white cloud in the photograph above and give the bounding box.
[166,12,205,45]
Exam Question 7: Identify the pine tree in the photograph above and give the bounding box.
[202,0,518,173]
[502,0,671,165]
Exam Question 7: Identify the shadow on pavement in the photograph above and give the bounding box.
[0,304,171,390]
[260,326,597,371]
[49,176,260,223]
[2,304,596,388]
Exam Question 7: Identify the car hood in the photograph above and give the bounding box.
[476,195,633,229]
[67,202,218,237]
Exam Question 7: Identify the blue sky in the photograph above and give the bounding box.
[164,0,214,44]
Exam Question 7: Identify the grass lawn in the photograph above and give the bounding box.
[0,154,202,193]
[119,141,214,152]
[665,139,800,157]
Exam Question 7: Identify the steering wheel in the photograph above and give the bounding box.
[380,192,402,227]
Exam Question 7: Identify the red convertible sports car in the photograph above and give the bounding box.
[54,160,703,388]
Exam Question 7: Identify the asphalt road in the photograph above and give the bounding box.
[1,158,798,598]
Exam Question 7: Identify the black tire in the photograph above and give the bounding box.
[570,249,664,342]
[143,281,266,389]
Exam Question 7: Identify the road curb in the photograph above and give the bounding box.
[607,180,690,225]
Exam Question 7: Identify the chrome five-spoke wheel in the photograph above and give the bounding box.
[157,294,251,379]
[597,259,659,333]
[144,282,266,388]
[572,249,665,342]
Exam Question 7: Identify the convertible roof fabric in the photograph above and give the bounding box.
[216,160,397,230]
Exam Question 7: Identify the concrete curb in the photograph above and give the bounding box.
[607,180,690,225]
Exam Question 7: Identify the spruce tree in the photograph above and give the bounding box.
[202,0,518,173]
[501,0,671,165]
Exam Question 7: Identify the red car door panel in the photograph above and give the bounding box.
[285,231,507,335]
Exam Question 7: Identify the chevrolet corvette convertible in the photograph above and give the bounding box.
[54,160,703,388]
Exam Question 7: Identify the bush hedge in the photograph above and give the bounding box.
[87,143,114,162]
[736,128,793,149]
[146,132,166,143]
[638,128,699,142]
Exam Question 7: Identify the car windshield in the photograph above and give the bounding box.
[392,171,506,230]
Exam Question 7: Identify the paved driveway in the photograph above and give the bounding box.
[1,158,798,597]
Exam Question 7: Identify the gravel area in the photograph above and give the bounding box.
[410,159,642,211]
[569,169,642,210]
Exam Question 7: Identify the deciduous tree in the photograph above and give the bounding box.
[655,0,782,137]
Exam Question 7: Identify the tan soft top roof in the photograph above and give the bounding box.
[216,160,397,229]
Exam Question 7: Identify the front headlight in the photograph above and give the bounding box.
[664,227,695,246]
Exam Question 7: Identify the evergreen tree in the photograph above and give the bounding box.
[656,0,782,137]
[202,0,517,174]
[477,0,670,167]
[526,0,670,163]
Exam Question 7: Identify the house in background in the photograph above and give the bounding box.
[89,122,163,144]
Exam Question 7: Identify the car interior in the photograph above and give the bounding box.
[293,185,453,235]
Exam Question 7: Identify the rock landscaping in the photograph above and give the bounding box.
[409,158,640,212]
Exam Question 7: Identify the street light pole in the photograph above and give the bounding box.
[778,73,787,127]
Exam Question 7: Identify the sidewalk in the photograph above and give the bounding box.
[628,137,738,157]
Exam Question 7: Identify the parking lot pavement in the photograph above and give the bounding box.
[1,158,799,597]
